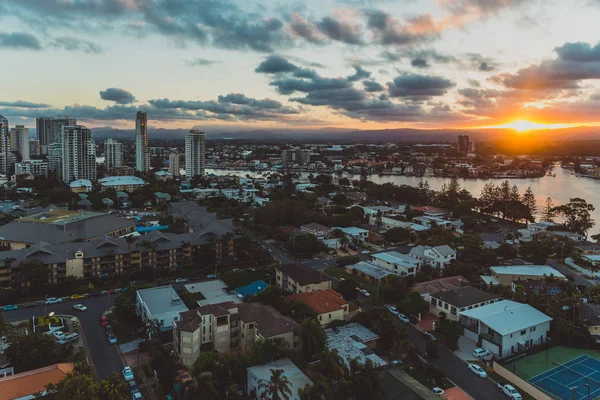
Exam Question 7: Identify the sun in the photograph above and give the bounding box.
[486,119,573,132]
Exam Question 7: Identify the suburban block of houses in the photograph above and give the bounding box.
[459,300,552,357]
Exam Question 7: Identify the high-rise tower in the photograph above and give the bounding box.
[135,111,149,172]
[185,130,206,178]
[60,125,96,182]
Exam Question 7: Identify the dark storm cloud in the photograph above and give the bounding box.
[363,80,384,92]
[347,66,371,82]
[491,41,600,91]
[387,73,455,99]
[49,36,102,53]
[0,32,41,50]
[99,88,136,104]
[316,17,364,45]
[411,58,430,68]
[0,100,50,108]
[185,58,221,67]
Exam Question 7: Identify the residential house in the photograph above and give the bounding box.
[173,302,300,367]
[409,245,456,269]
[459,300,552,357]
[287,289,350,325]
[136,286,189,330]
[430,286,499,321]
[370,251,422,277]
[333,226,369,242]
[487,265,566,285]
[300,223,333,240]
[346,192,367,203]
[98,176,147,192]
[0,363,74,400]
[247,359,312,400]
[69,179,93,193]
[413,276,470,302]
[511,279,562,297]
[275,264,332,293]
[325,323,386,368]
[345,261,393,283]
[578,303,600,342]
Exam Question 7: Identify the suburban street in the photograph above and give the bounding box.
[3,295,123,380]
[547,259,595,287]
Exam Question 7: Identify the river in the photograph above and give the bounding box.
[205,166,600,235]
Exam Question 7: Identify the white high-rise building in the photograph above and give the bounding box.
[169,152,180,177]
[135,111,149,172]
[104,138,123,170]
[15,160,48,178]
[185,130,206,178]
[60,125,96,182]
[9,125,29,161]
[0,115,8,174]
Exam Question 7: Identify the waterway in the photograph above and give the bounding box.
[205,166,600,235]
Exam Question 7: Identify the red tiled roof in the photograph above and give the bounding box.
[0,363,74,400]
[287,289,348,314]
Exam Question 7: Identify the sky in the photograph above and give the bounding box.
[1,0,600,132]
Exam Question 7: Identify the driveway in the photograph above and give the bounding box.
[455,336,479,362]
[2,294,123,380]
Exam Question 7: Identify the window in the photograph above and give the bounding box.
[329,313,331,318]
[451,307,457,316]
[248,323,254,330]
[444,303,449,310]
[530,326,536,332]
[431,299,437,306]
[520,330,526,335]
[319,315,322,321]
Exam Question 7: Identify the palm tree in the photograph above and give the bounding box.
[299,318,325,357]
[258,368,292,400]
[125,235,137,251]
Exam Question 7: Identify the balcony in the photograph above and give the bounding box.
[480,331,501,345]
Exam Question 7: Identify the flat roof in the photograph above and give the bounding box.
[184,280,242,306]
[583,255,600,261]
[346,261,393,280]
[325,323,386,368]
[372,251,421,267]
[333,226,368,234]
[490,265,565,279]
[137,286,189,316]
[459,300,552,335]
[247,358,312,400]
[99,176,146,186]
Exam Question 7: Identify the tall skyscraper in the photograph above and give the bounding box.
[36,116,76,155]
[185,130,206,178]
[458,134,470,153]
[0,115,8,174]
[9,125,29,161]
[135,111,149,172]
[60,125,96,182]
[169,152,180,176]
[104,138,123,170]
[29,139,40,157]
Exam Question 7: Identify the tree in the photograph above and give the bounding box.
[552,198,595,237]
[384,228,411,244]
[522,187,537,225]
[288,234,325,258]
[148,339,178,392]
[299,318,326,358]
[399,290,429,318]
[298,377,333,400]
[542,197,556,222]
[336,278,358,301]
[6,332,63,373]
[435,315,460,350]
[45,372,128,400]
[258,368,293,400]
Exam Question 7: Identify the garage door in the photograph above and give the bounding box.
[463,328,478,342]
[482,339,500,356]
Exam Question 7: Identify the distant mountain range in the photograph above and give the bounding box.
[77,125,600,142]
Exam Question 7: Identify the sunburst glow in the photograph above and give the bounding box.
[491,120,572,132]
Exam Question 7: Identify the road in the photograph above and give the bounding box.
[3,295,123,380]
[547,259,595,288]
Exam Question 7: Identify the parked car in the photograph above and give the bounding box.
[232,268,241,272]
[58,333,79,345]
[122,366,134,382]
[129,380,139,393]
[45,297,62,305]
[397,313,410,323]
[89,291,103,298]
[361,250,370,254]
[207,274,216,279]
[132,392,143,400]
[53,331,66,340]
[422,331,437,341]
[359,289,370,297]
[473,348,490,358]
[175,278,187,283]
[108,333,118,344]
[498,383,522,399]
[432,387,445,396]
[2,305,17,311]
[468,363,488,378]
[388,306,399,315]
[105,325,114,336]
[100,316,109,327]
[73,304,87,312]
[70,294,85,300]
[21,302,36,308]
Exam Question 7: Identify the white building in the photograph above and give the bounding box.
[136,286,189,330]
[104,138,123,170]
[333,226,369,242]
[325,323,386,368]
[409,245,456,269]
[459,300,552,357]
[370,251,422,277]
[168,152,180,177]
[9,125,29,161]
[60,125,96,183]
[185,130,206,178]
[99,176,146,192]
[135,111,149,172]
[247,359,312,400]
[15,160,48,178]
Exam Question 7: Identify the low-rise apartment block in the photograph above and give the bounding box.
[136,286,189,330]
[275,264,332,293]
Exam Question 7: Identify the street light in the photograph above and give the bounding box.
[570,386,577,400]
[584,383,590,400]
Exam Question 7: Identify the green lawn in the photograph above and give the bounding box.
[220,268,273,289]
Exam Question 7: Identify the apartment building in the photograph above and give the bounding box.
[275,264,332,294]
[173,302,301,367]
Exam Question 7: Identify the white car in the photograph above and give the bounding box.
[359,289,370,297]
[361,250,370,254]
[432,387,445,396]
[389,306,399,315]
[472,348,490,358]
[499,383,522,400]
[123,366,134,382]
[398,313,409,323]
[53,331,65,340]
[175,278,187,283]
[73,304,87,312]
[45,297,62,305]
[468,363,488,378]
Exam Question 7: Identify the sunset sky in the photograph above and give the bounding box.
[1,0,600,132]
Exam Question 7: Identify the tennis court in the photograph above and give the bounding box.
[529,355,600,400]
